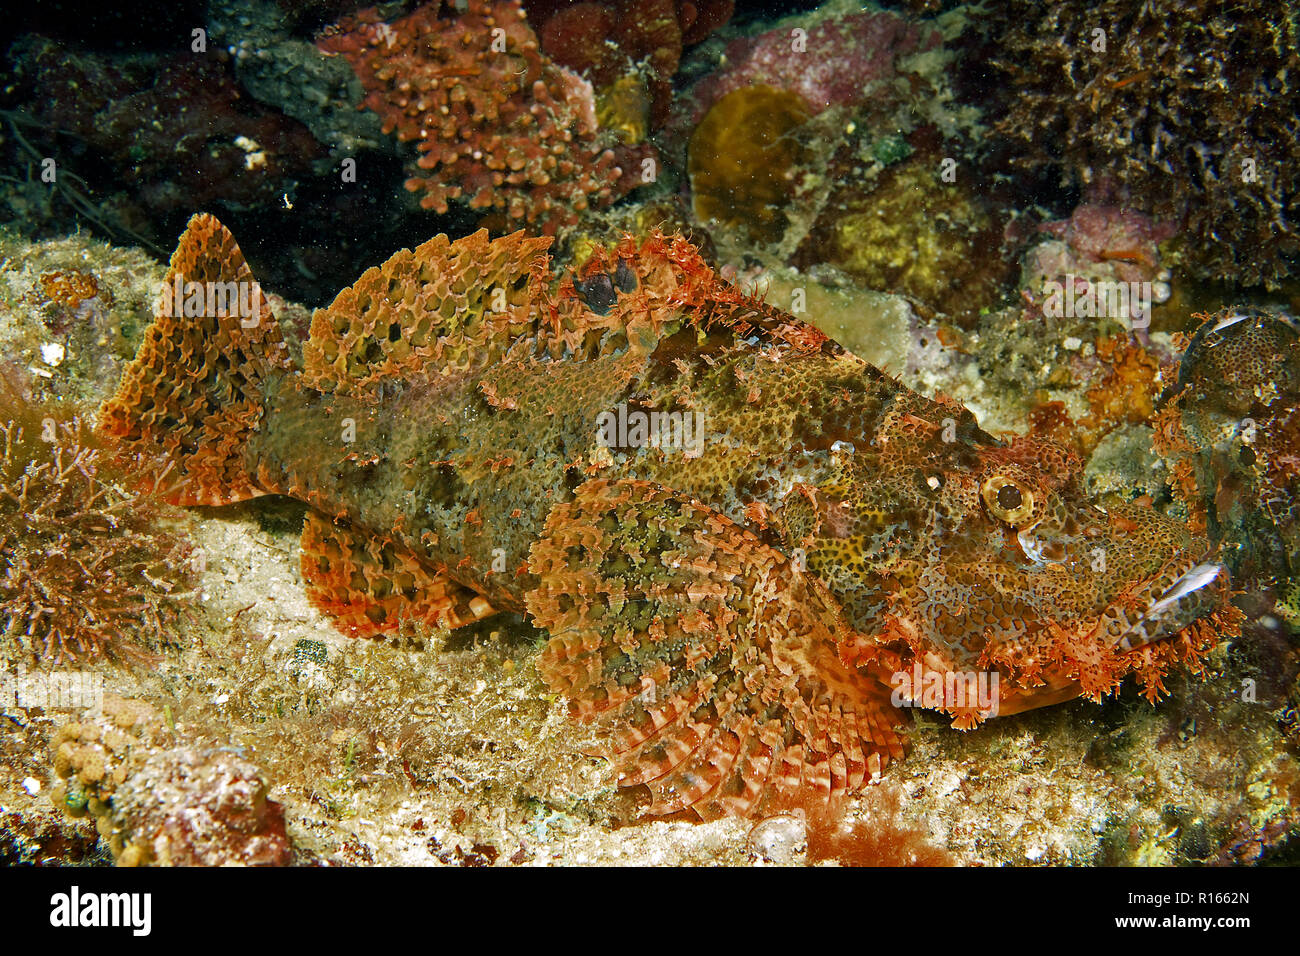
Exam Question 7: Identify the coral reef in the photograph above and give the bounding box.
[664,2,963,204]
[318,0,653,234]
[1029,204,1176,290]
[0,403,192,664]
[49,696,167,827]
[595,73,653,146]
[524,0,734,126]
[951,292,1193,461]
[2,0,1299,867]
[7,35,324,224]
[673,4,999,324]
[36,271,104,316]
[1075,335,1163,455]
[991,0,1300,288]
[791,143,1014,325]
[0,227,178,412]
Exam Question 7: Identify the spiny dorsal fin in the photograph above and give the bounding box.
[300,229,835,405]
[301,229,553,400]
[548,232,841,361]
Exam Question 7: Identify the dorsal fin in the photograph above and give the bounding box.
[301,229,553,400]
[301,228,838,403]
[547,232,841,360]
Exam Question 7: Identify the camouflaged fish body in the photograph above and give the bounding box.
[103,215,1241,818]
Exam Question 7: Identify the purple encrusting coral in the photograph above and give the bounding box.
[684,9,941,119]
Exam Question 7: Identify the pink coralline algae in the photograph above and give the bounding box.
[1020,203,1178,336]
[681,10,942,123]
[318,0,653,233]
[1031,203,1178,286]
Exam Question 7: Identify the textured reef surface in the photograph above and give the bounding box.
[0,0,1298,867]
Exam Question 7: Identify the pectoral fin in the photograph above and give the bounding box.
[526,479,907,819]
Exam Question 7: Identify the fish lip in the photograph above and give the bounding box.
[1111,553,1229,652]
[1015,523,1050,565]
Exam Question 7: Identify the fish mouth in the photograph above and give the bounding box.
[887,546,1236,725]
[987,549,1234,719]
[1097,548,1227,655]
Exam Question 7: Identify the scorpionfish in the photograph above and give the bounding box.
[102,214,1242,819]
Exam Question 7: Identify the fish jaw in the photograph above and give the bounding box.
[843,469,1242,728]
[876,542,1239,727]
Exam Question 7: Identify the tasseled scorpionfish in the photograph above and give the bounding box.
[103,215,1241,819]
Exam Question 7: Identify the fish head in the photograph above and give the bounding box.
[796,431,1236,726]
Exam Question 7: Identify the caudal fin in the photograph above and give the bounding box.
[100,213,295,505]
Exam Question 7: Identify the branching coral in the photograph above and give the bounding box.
[318,0,653,234]
[991,0,1300,287]
[0,405,192,663]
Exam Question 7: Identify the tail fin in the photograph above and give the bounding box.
[100,213,294,506]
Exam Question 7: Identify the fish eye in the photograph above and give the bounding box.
[981,474,1036,526]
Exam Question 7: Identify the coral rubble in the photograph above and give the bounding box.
[50,695,291,866]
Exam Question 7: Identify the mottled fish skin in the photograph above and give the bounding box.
[247,324,944,612]
[102,215,1241,817]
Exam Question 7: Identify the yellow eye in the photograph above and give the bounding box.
[981,475,1036,526]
